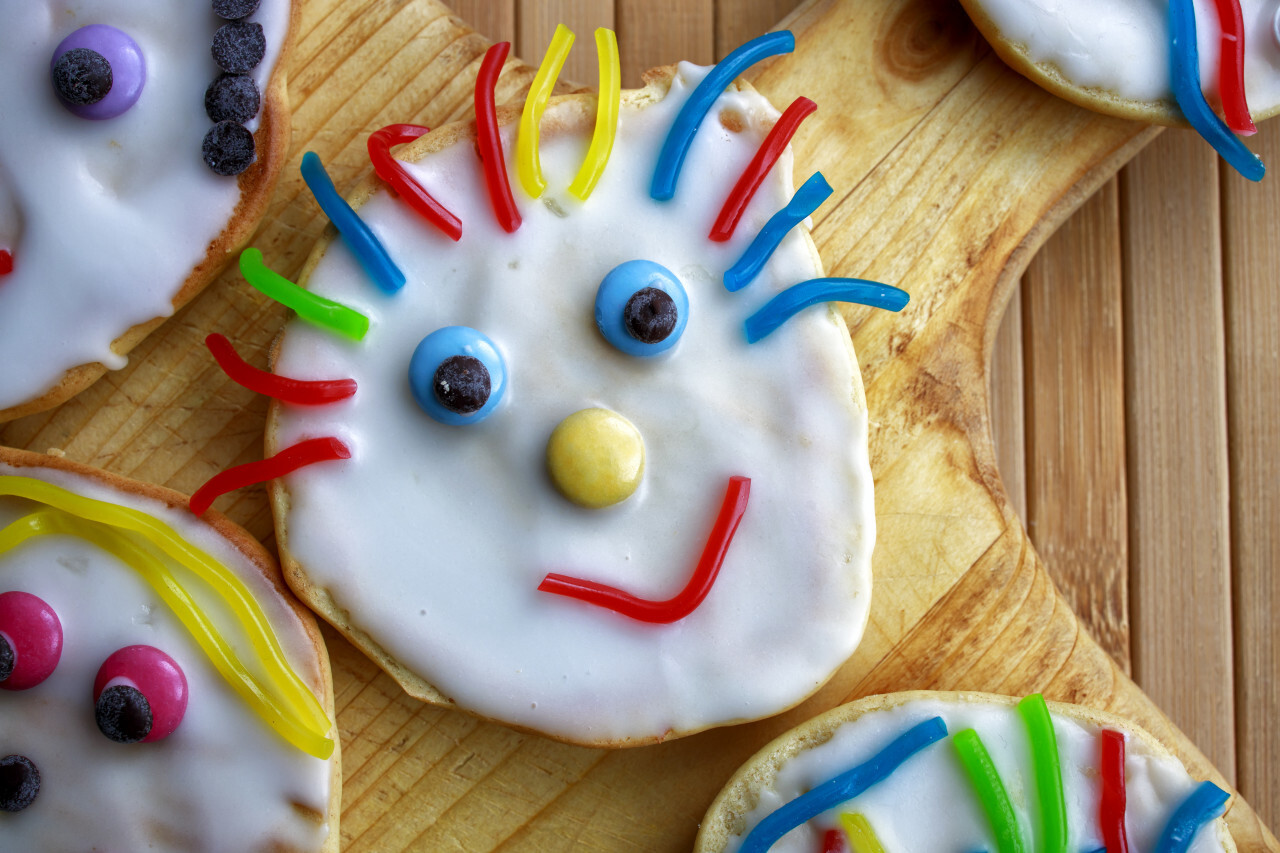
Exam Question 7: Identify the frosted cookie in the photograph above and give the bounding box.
[0,447,338,851]
[696,691,1236,853]
[0,0,296,421]
[959,0,1273,178]
[213,29,907,746]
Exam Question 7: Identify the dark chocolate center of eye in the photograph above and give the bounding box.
[433,355,491,415]
[0,754,40,812]
[623,287,678,344]
[95,684,153,744]
[213,0,261,19]
[0,635,12,683]
[52,48,113,106]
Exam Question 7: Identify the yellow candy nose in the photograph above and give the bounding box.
[546,408,645,508]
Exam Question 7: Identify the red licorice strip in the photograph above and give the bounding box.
[476,41,522,233]
[710,97,817,243]
[538,476,750,623]
[1099,729,1131,853]
[820,828,846,853]
[1211,0,1256,135]
[189,437,350,516]
[0,249,12,276]
[205,334,356,406]
[368,124,463,241]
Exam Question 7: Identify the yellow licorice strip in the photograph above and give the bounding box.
[0,510,333,759]
[0,476,332,754]
[517,23,575,198]
[839,812,888,853]
[568,28,620,201]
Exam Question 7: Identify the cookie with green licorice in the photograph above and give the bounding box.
[696,691,1237,853]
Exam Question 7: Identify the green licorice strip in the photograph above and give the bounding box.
[239,248,370,341]
[1018,694,1067,853]
[953,729,1028,853]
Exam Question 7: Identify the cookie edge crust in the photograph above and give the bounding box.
[692,689,1239,853]
[958,0,1280,128]
[0,444,341,853]
[263,64,870,748]
[0,0,301,424]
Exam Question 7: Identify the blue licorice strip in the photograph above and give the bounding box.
[1168,0,1264,181]
[724,172,832,292]
[301,151,407,293]
[1083,848,1106,853]
[744,278,910,343]
[650,31,795,201]
[737,716,948,853]
[1153,781,1230,853]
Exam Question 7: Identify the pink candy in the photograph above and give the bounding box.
[93,645,188,743]
[0,591,63,690]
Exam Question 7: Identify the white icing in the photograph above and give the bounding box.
[725,696,1228,853]
[0,461,332,851]
[271,64,875,742]
[0,0,290,412]
[975,0,1280,111]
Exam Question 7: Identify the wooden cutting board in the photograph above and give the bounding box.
[2,0,1275,850]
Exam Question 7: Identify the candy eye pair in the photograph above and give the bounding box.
[408,261,688,426]
[1,591,188,741]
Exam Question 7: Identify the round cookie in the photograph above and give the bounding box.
[697,691,1237,853]
[0,0,297,421]
[959,0,1280,125]
[265,57,880,746]
[0,447,339,851]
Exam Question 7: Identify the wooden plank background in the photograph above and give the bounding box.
[0,0,1273,844]
[451,0,1278,834]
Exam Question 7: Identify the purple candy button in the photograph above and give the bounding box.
[50,25,145,120]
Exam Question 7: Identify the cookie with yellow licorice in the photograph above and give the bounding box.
[0,447,338,851]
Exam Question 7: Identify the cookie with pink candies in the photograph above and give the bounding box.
[0,447,339,851]
[0,0,296,421]
[194,29,908,747]
[696,691,1237,853]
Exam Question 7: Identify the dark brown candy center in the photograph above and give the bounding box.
[95,684,153,744]
[623,287,678,344]
[0,635,12,683]
[0,754,40,812]
[433,355,491,415]
[52,48,113,106]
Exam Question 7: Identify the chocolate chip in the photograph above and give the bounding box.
[0,635,11,683]
[211,21,265,74]
[202,121,256,176]
[213,0,261,19]
[623,287,678,344]
[95,684,153,743]
[0,755,41,812]
[51,47,112,106]
[205,73,261,123]
[433,355,491,414]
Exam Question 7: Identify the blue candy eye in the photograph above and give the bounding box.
[408,327,507,425]
[594,260,688,357]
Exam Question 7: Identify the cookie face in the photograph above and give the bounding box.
[0,453,337,851]
[0,0,292,420]
[960,0,1280,124]
[266,62,878,745]
[697,692,1236,853]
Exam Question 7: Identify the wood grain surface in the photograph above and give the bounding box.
[2,0,1277,849]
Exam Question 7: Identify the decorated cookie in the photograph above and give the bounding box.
[194,29,907,746]
[959,0,1275,179]
[696,691,1237,853]
[0,447,338,850]
[0,0,296,421]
